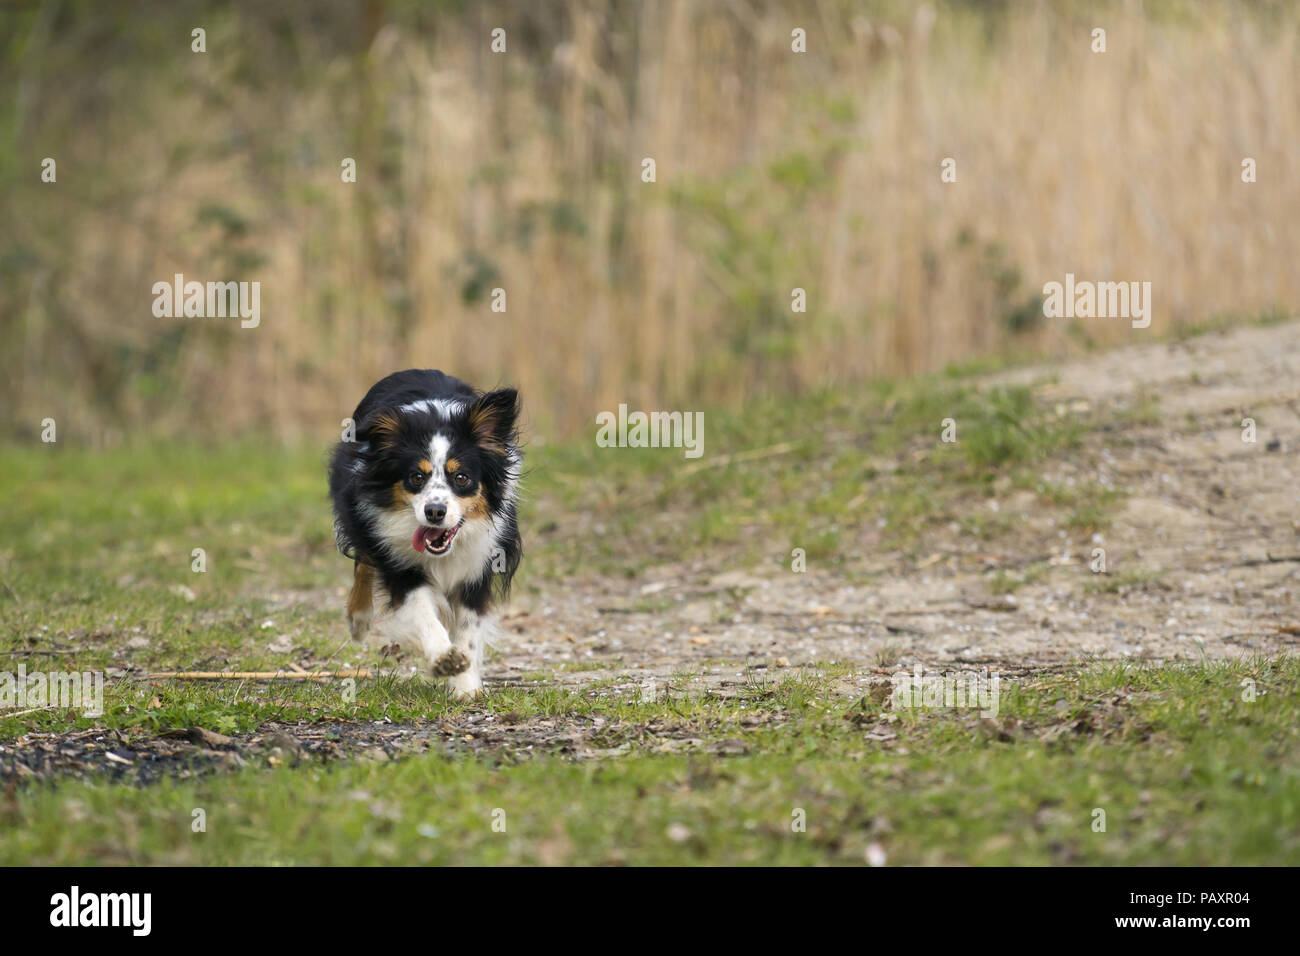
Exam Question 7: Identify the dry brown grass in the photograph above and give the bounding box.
[2,0,1297,443]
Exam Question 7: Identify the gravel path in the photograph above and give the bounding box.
[478,322,1300,696]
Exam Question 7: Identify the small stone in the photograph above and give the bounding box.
[666,823,692,843]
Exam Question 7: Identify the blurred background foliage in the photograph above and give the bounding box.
[1,0,1296,444]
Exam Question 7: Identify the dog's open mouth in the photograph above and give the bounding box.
[413,521,462,555]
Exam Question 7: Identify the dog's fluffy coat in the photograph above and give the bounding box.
[328,370,522,695]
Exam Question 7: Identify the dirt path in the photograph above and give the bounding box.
[483,322,1300,696]
[5,324,1298,785]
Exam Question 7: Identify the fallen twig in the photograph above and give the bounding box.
[1231,553,1300,568]
[677,441,798,477]
[2,707,52,719]
[147,670,371,681]
[882,621,928,636]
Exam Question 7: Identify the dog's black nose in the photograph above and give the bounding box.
[424,502,447,523]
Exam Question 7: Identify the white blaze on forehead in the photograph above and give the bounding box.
[426,433,452,488]
[410,431,464,529]
[398,398,467,418]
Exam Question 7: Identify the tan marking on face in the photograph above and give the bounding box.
[348,562,374,619]
[462,488,489,519]
[445,457,460,474]
[418,459,432,475]
[392,480,414,507]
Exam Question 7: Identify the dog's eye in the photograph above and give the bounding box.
[409,471,427,488]
[452,472,470,488]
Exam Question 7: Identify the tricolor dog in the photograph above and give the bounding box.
[329,370,522,696]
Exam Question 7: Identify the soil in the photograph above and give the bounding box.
[481,321,1300,695]
[4,321,1298,781]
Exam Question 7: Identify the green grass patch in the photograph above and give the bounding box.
[1083,565,1168,595]
[2,658,1296,865]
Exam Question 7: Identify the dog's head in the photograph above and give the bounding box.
[357,389,520,559]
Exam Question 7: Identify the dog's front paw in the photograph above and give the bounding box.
[447,669,483,698]
[430,647,471,677]
[347,608,372,642]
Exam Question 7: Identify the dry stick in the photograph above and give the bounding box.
[677,441,798,477]
[264,635,357,721]
[3,707,51,719]
[1232,553,1300,567]
[147,671,371,680]
[149,631,367,684]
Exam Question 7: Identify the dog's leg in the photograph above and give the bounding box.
[346,561,375,641]
[386,585,470,677]
[446,607,492,697]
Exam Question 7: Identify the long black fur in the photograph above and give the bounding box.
[328,369,522,612]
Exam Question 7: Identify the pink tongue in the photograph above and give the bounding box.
[412,527,429,552]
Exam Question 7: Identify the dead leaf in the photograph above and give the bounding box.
[188,727,235,748]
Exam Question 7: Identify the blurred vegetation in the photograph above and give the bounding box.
[1,0,1296,444]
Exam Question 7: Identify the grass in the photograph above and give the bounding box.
[1084,566,1168,596]
[1,659,1296,865]
[985,564,1050,595]
[0,372,1147,744]
[2,374,1295,864]
[528,375,1108,576]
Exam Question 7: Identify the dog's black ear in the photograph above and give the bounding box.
[357,407,404,450]
[466,388,519,454]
